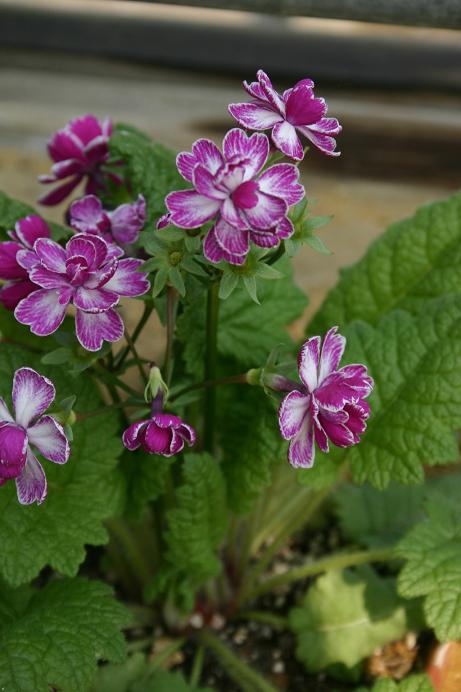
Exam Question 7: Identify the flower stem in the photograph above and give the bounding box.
[165,286,178,386]
[250,547,396,600]
[151,637,187,671]
[203,281,220,453]
[106,518,155,597]
[197,629,277,692]
[234,486,331,609]
[189,644,205,688]
[124,328,147,384]
[235,610,289,629]
[116,301,154,369]
[267,241,286,266]
[170,373,248,402]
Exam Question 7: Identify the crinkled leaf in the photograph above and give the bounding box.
[304,298,461,490]
[0,344,125,586]
[177,258,306,373]
[311,191,461,333]
[110,125,187,226]
[397,501,461,641]
[0,577,130,692]
[290,568,413,671]
[356,674,434,691]
[123,450,174,519]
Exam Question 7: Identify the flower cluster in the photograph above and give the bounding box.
[278,327,373,468]
[0,368,70,505]
[15,233,149,351]
[69,194,146,247]
[38,114,115,206]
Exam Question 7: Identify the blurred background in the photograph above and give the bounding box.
[0,0,460,337]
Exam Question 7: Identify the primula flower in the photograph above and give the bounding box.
[0,215,51,310]
[14,234,150,351]
[163,128,304,265]
[123,413,196,457]
[38,114,113,206]
[69,194,146,246]
[278,327,373,468]
[0,367,70,505]
[229,70,341,161]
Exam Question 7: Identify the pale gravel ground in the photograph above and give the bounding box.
[0,51,455,368]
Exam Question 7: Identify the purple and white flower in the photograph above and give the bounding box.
[163,128,304,265]
[278,327,373,468]
[14,233,150,352]
[38,114,114,206]
[229,70,341,161]
[123,413,196,457]
[69,194,146,246]
[0,367,70,505]
[0,215,51,310]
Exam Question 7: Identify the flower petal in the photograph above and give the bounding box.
[250,231,279,248]
[192,139,224,174]
[38,175,83,206]
[317,408,355,448]
[47,129,83,162]
[228,102,283,130]
[272,121,304,161]
[285,85,326,126]
[103,258,150,297]
[16,249,40,272]
[110,195,146,245]
[0,423,28,479]
[27,415,70,464]
[0,242,25,281]
[177,422,196,446]
[203,226,246,266]
[176,152,197,182]
[15,215,50,249]
[297,125,340,157]
[193,164,227,200]
[69,195,109,234]
[279,389,310,439]
[28,266,70,290]
[74,287,119,312]
[288,413,315,468]
[243,191,287,230]
[258,163,305,206]
[166,190,220,228]
[214,218,249,256]
[75,308,124,351]
[15,448,47,505]
[0,398,13,423]
[309,117,342,135]
[223,129,269,178]
[318,326,346,384]
[275,217,295,240]
[15,288,69,337]
[141,420,172,455]
[34,238,67,273]
[298,336,320,392]
[256,69,285,114]
[122,421,147,451]
[13,367,55,428]
[221,198,248,230]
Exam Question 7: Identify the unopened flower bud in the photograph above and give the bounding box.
[144,365,169,403]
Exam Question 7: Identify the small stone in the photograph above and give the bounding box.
[210,613,226,630]
[272,661,285,674]
[233,627,248,645]
[189,613,204,629]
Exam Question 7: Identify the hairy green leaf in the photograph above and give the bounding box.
[0,578,130,692]
[290,568,413,671]
[0,344,125,586]
[311,192,461,333]
[397,500,461,641]
[110,125,187,225]
[123,451,174,518]
[356,673,434,691]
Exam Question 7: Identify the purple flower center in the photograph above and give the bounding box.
[66,256,89,286]
[231,180,259,210]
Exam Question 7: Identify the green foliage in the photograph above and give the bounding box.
[110,124,187,226]
[219,385,284,514]
[146,454,226,608]
[356,674,434,692]
[91,654,214,692]
[177,257,306,373]
[0,577,130,692]
[311,191,461,333]
[286,198,332,257]
[0,190,70,241]
[0,344,124,586]
[397,500,461,641]
[290,568,415,672]
[301,297,461,490]
[218,246,284,303]
[123,450,174,518]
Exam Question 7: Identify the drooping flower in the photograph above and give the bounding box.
[123,413,196,457]
[38,114,114,206]
[69,194,146,246]
[229,70,341,161]
[0,215,51,310]
[0,367,70,505]
[278,327,373,468]
[163,128,304,265]
[14,233,150,351]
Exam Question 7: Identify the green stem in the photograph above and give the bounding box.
[116,302,154,369]
[124,328,147,384]
[93,364,140,398]
[165,286,178,387]
[189,645,205,688]
[198,629,277,692]
[251,547,395,600]
[234,486,331,609]
[203,281,220,453]
[236,610,289,629]
[170,373,247,402]
[126,637,153,653]
[107,518,154,594]
[151,637,186,671]
[267,241,285,266]
[77,398,143,421]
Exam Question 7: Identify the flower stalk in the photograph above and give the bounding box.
[203,281,220,453]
